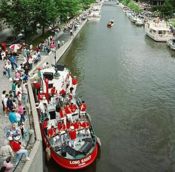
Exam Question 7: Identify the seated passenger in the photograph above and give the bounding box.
[48,126,56,138]
[57,121,66,131]
[64,104,71,114]
[72,120,80,130]
[79,101,87,112]
[59,89,66,97]
[50,86,57,96]
[68,126,77,147]
[80,121,90,129]
[70,103,77,113]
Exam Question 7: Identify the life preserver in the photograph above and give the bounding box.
[45,146,51,161]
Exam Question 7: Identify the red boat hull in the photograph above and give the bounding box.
[51,144,99,170]
[41,127,99,170]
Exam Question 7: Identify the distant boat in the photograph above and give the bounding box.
[167,38,175,50]
[107,20,114,28]
[88,12,101,21]
[145,19,174,42]
[135,17,144,26]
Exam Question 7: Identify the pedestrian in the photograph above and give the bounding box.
[1,90,6,113]
[22,83,28,104]
[9,53,18,71]
[70,29,73,36]
[9,137,30,164]
[23,61,30,75]
[3,94,9,116]
[8,109,19,124]
[6,95,14,112]
[0,140,14,160]
[4,61,12,79]
[11,81,16,98]
[2,156,14,172]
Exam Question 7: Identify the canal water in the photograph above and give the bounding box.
[46,4,175,172]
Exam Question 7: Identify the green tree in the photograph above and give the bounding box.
[32,0,58,35]
[80,0,96,9]
[128,1,142,13]
[0,0,34,39]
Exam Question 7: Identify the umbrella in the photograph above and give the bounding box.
[9,43,22,52]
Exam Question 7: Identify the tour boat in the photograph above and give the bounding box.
[145,19,173,42]
[167,38,175,50]
[32,64,100,170]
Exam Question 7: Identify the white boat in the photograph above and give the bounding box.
[167,38,175,50]
[88,12,101,21]
[128,14,137,23]
[145,19,173,42]
[88,3,102,21]
[135,17,144,26]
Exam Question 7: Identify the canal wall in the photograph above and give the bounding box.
[22,19,87,172]
[30,19,87,75]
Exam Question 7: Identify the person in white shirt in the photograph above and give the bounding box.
[42,62,49,69]
[0,140,14,160]
[3,94,9,116]
[1,90,6,112]
[1,50,6,60]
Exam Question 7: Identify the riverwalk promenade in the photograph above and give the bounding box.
[0,13,88,172]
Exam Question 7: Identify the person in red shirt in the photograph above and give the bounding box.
[71,76,78,85]
[50,86,57,96]
[72,120,80,130]
[57,121,66,131]
[48,126,56,138]
[57,121,62,131]
[79,101,87,112]
[80,121,90,128]
[68,126,77,147]
[59,107,65,118]
[70,103,77,113]
[59,89,66,97]
[64,104,71,114]
[9,138,30,163]
[66,120,71,130]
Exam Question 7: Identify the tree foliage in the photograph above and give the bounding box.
[128,1,142,13]
[0,0,95,38]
